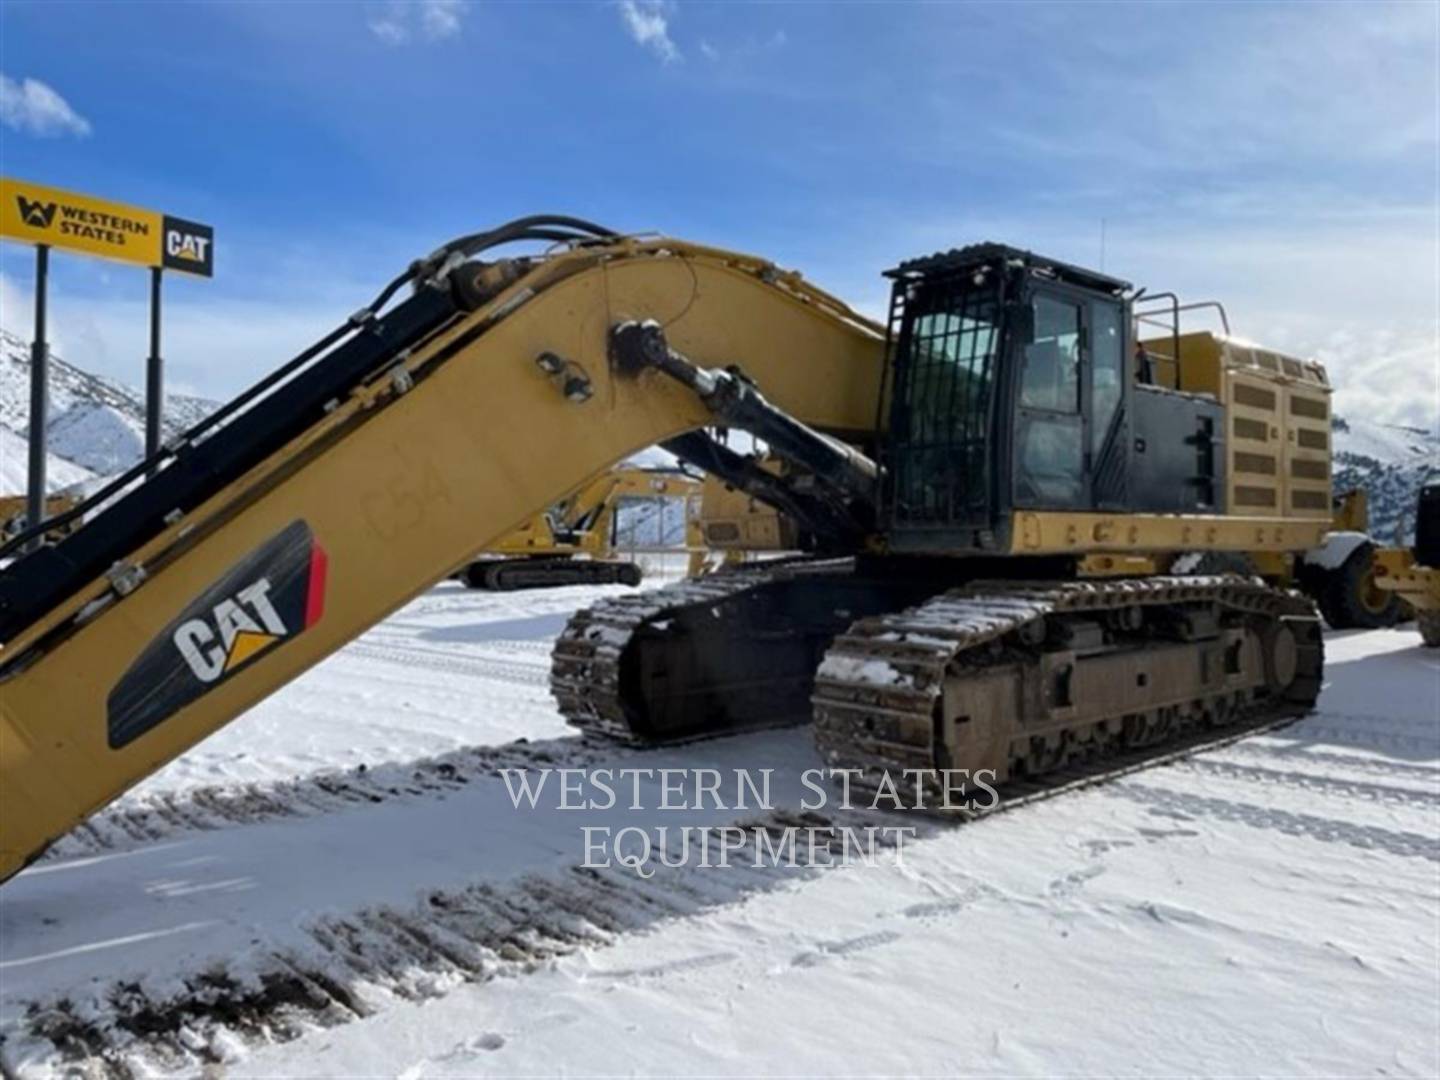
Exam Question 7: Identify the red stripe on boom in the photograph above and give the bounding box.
[304,543,328,628]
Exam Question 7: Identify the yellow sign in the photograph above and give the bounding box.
[0,177,213,277]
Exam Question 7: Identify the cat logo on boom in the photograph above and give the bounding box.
[107,520,326,748]
[173,578,291,683]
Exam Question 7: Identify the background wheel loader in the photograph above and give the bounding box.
[0,220,1337,882]
[1372,484,1440,646]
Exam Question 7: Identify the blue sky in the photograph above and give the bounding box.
[0,0,1435,427]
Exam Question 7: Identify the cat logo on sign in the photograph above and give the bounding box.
[161,215,214,276]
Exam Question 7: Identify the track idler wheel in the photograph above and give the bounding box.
[1263,619,1299,690]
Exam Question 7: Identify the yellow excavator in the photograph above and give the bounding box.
[1373,484,1440,646]
[0,218,1334,882]
[456,465,699,589]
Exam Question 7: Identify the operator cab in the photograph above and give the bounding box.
[878,242,1246,556]
[880,244,1138,553]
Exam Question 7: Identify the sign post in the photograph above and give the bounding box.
[0,177,213,534]
[146,267,163,463]
[25,245,49,551]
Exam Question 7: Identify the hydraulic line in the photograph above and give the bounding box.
[0,216,620,561]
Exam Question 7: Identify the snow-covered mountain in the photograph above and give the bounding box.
[0,425,95,495]
[1333,415,1438,544]
[0,328,218,493]
[0,329,215,438]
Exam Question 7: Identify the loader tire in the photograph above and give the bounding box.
[1318,543,1403,630]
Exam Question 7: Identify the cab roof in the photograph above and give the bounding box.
[887,242,1131,297]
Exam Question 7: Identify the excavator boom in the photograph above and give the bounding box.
[0,226,884,880]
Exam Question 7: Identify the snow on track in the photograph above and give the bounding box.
[1,584,1437,1077]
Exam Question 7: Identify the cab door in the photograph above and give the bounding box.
[1014,291,1086,508]
[1087,297,1127,509]
[1012,289,1127,512]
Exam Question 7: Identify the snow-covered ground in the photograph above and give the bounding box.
[1,578,1437,1077]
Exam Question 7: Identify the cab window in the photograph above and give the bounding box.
[1090,300,1123,453]
[1021,296,1081,413]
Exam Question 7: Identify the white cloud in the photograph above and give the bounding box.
[368,0,467,46]
[418,0,465,40]
[695,29,786,63]
[368,15,408,46]
[618,1,680,64]
[0,74,91,138]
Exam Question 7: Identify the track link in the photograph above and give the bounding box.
[812,575,1323,813]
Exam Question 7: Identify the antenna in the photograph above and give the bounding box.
[1099,217,1107,272]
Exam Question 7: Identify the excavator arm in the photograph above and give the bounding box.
[0,224,884,881]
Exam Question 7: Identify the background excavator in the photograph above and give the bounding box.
[455,465,699,589]
[0,217,1334,882]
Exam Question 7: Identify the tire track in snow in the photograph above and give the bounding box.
[1111,782,1440,861]
[1177,759,1440,808]
[14,811,902,1079]
[1293,714,1440,758]
[342,641,551,688]
[43,733,616,864]
[1218,743,1440,782]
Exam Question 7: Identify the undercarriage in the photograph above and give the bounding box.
[553,563,1323,811]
